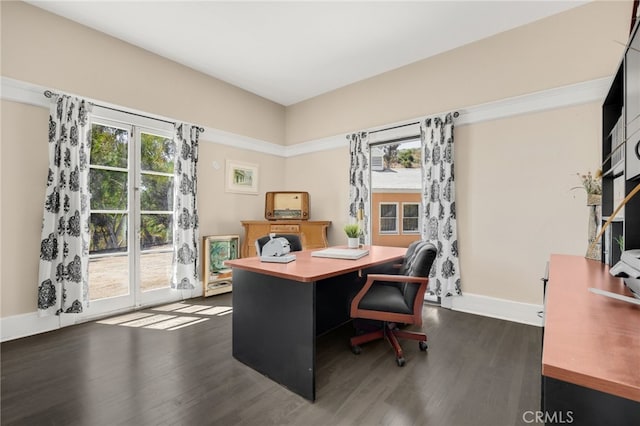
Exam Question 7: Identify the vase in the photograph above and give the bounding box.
[347,237,359,249]
[586,194,602,261]
[587,194,601,206]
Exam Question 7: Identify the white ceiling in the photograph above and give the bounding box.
[27,1,589,106]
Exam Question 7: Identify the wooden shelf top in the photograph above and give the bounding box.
[542,254,640,402]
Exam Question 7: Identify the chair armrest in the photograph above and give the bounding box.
[365,274,428,285]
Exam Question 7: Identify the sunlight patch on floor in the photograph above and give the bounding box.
[95,302,232,331]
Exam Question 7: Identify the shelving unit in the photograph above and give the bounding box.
[601,20,640,265]
[202,234,239,297]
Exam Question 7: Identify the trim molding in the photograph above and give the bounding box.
[0,287,203,342]
[451,293,544,327]
[0,311,61,342]
[0,76,287,156]
[2,75,611,158]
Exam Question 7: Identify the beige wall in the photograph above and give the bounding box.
[455,103,601,302]
[0,1,287,318]
[284,0,631,306]
[283,148,350,245]
[198,142,285,236]
[0,1,285,144]
[0,0,633,321]
[285,0,631,144]
[1,101,50,318]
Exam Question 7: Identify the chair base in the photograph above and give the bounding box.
[350,322,427,366]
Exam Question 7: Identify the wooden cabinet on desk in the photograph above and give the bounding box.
[240,220,330,258]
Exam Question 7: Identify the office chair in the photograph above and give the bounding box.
[254,234,303,256]
[349,242,437,366]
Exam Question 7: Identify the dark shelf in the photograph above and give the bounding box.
[601,20,640,262]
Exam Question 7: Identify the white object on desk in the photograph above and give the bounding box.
[588,287,640,306]
[260,254,296,263]
[311,248,370,260]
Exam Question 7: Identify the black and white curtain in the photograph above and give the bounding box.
[171,124,200,291]
[347,132,370,244]
[38,95,92,316]
[421,113,461,307]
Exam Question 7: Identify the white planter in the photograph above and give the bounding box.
[347,237,359,248]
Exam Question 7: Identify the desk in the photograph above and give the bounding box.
[225,245,406,401]
[542,255,640,424]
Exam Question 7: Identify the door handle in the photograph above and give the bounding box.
[636,140,640,159]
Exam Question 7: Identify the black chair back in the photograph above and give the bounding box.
[400,240,429,274]
[400,243,437,304]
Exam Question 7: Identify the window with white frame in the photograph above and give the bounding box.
[379,203,398,234]
[402,203,420,233]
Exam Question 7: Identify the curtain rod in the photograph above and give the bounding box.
[44,90,205,132]
[368,111,459,135]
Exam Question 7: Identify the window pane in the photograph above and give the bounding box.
[403,218,419,232]
[89,255,129,300]
[91,124,128,168]
[141,174,173,211]
[141,133,175,173]
[140,214,173,250]
[89,213,128,253]
[380,204,397,218]
[141,250,172,292]
[380,218,397,232]
[403,204,419,218]
[380,204,397,233]
[90,169,128,210]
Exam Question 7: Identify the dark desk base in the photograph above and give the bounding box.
[232,269,360,401]
[542,376,640,425]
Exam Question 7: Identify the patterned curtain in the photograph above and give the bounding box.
[347,132,370,244]
[38,95,92,315]
[420,113,461,307]
[172,123,200,291]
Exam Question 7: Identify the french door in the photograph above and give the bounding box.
[84,112,180,318]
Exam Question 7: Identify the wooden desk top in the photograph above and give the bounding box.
[542,254,640,402]
[225,245,406,283]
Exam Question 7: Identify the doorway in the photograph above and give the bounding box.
[84,110,181,318]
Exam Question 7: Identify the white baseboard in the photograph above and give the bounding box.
[0,311,61,342]
[2,290,542,341]
[1,286,203,342]
[451,292,544,327]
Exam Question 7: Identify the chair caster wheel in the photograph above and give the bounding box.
[419,341,428,351]
[351,345,362,355]
[396,357,406,367]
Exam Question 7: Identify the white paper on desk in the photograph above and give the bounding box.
[311,248,369,260]
[588,287,640,306]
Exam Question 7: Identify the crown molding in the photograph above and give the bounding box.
[299,76,612,152]
[0,76,287,157]
[457,76,612,126]
[2,75,611,158]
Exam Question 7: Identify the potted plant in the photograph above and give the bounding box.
[344,224,361,249]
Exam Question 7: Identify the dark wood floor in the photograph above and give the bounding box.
[1,293,542,426]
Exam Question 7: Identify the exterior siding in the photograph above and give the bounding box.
[371,192,421,247]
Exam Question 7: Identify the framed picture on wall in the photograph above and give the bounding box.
[202,234,240,296]
[225,160,259,194]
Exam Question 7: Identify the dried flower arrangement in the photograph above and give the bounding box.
[571,170,602,195]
